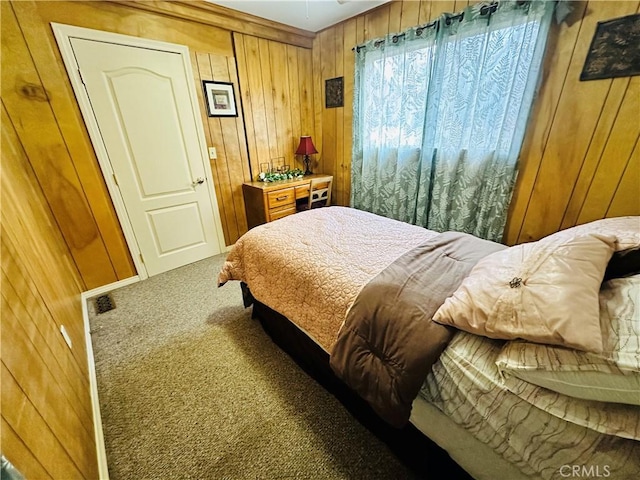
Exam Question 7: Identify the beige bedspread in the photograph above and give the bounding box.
[218,206,438,351]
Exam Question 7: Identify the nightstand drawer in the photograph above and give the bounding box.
[267,188,295,209]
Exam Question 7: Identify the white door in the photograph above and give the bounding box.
[68,36,223,277]
[70,38,223,275]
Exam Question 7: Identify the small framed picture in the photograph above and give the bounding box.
[325,76,344,108]
[202,81,238,117]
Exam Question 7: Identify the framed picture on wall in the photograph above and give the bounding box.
[202,81,238,117]
[325,76,344,108]
[580,13,640,81]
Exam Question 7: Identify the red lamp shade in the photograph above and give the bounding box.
[295,136,318,156]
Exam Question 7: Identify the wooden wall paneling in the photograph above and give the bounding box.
[1,266,92,425]
[312,34,325,173]
[286,45,304,170]
[1,366,87,479]
[320,29,337,177]
[195,52,239,245]
[209,53,251,240]
[560,76,631,228]
[1,2,117,289]
[217,56,252,237]
[113,0,315,49]
[343,18,357,206]
[401,0,421,30]
[429,1,456,19]
[334,23,346,205]
[356,13,366,44]
[1,105,89,374]
[607,138,640,218]
[364,3,391,41]
[418,1,433,24]
[389,1,403,33]
[1,128,93,415]
[227,56,253,185]
[576,77,640,223]
[0,419,52,480]
[227,56,252,180]
[1,99,97,477]
[233,34,261,179]
[503,2,587,244]
[1,282,96,477]
[234,33,316,197]
[258,38,281,163]
[38,1,234,56]
[235,34,275,170]
[192,51,230,243]
[516,1,639,242]
[12,1,136,281]
[270,41,294,165]
[298,48,315,143]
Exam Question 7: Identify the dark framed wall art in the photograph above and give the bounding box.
[581,13,640,81]
[325,77,344,108]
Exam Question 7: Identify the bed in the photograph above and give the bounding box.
[218,206,640,479]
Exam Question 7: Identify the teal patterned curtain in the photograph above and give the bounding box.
[351,1,555,241]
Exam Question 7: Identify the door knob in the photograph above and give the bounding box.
[192,177,205,186]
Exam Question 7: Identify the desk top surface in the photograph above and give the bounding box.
[243,173,332,192]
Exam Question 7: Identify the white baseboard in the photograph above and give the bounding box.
[81,275,139,480]
[84,275,140,300]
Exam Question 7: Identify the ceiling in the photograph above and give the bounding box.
[206,0,391,33]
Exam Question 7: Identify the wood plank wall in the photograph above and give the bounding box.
[312,0,640,243]
[2,102,98,478]
[234,33,316,183]
[192,52,252,245]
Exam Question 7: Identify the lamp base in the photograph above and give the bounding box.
[303,155,312,175]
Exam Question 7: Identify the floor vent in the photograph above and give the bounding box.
[95,294,115,314]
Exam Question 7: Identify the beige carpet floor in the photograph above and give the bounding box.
[88,253,423,479]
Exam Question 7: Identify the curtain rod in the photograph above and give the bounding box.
[351,0,503,52]
[351,18,438,52]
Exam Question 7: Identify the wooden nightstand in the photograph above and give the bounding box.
[242,174,333,229]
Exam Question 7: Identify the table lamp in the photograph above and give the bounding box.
[295,136,318,175]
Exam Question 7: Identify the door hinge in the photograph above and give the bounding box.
[78,69,85,85]
[139,253,145,264]
[112,173,118,186]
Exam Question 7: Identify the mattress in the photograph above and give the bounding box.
[418,332,640,480]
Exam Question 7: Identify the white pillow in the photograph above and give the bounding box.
[551,216,639,252]
[433,233,615,353]
[496,275,640,405]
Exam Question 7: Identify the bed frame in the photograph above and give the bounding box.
[251,299,473,479]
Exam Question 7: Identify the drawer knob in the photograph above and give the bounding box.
[276,195,288,201]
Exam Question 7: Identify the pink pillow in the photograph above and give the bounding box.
[433,233,616,353]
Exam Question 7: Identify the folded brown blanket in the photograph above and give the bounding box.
[329,231,506,427]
